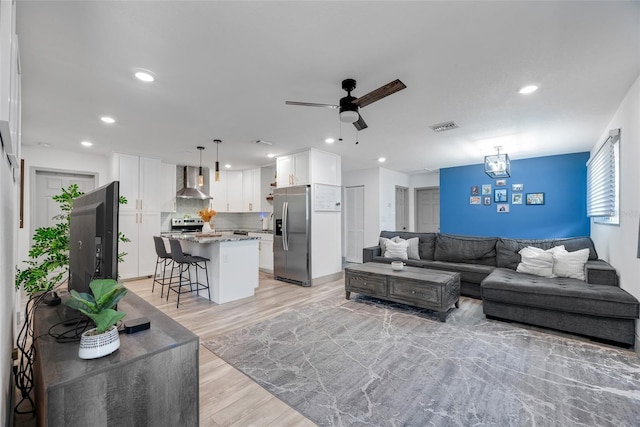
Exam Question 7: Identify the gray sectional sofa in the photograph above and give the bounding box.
[363,231,639,346]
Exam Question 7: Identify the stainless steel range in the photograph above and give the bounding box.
[171,218,204,233]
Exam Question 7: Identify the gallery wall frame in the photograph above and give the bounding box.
[526,192,545,205]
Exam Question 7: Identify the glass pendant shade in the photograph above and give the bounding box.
[484,152,511,178]
[340,110,359,123]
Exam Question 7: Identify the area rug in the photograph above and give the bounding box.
[204,296,640,426]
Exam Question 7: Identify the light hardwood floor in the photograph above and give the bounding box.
[126,272,344,426]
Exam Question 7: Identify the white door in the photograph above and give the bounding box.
[395,186,409,231]
[34,170,96,231]
[345,186,364,263]
[416,188,440,232]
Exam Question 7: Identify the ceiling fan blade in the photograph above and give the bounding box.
[353,114,368,131]
[353,79,407,108]
[285,101,339,109]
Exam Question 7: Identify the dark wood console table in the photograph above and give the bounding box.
[33,291,199,426]
[345,263,460,321]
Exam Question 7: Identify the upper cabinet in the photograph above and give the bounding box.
[276,149,340,188]
[0,0,21,171]
[277,151,309,188]
[160,163,177,212]
[210,170,243,212]
[242,168,262,212]
[109,153,162,212]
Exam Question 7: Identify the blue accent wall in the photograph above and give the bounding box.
[440,152,590,238]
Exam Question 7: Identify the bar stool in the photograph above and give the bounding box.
[167,239,211,308]
[152,236,176,297]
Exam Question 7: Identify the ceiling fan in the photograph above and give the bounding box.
[286,78,406,131]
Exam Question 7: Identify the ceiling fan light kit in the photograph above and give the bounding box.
[285,77,406,136]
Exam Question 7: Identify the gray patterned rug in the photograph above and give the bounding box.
[203,296,640,426]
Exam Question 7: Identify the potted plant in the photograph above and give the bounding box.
[15,184,129,297]
[64,278,128,359]
[198,207,217,233]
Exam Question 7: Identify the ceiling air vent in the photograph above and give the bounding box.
[430,121,458,133]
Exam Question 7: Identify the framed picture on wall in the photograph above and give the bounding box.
[497,204,510,213]
[512,183,524,191]
[482,184,492,195]
[483,196,491,205]
[496,179,507,186]
[526,192,545,205]
[512,193,523,204]
[471,186,479,196]
[470,196,481,205]
[494,188,507,203]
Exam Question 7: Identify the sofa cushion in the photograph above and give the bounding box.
[380,231,437,260]
[481,268,639,319]
[497,237,598,270]
[434,234,497,266]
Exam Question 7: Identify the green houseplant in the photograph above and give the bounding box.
[15,184,129,297]
[64,278,128,359]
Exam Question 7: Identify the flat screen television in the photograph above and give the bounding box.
[68,181,120,295]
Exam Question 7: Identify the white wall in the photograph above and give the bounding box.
[1,145,18,424]
[590,73,640,347]
[18,146,108,266]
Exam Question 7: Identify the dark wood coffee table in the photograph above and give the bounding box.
[345,263,460,322]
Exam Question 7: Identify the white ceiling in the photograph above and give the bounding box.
[15,1,640,174]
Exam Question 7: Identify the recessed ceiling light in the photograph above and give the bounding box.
[134,70,155,82]
[378,157,386,163]
[325,138,335,144]
[267,153,275,158]
[519,85,538,94]
[100,116,115,124]
[224,164,231,168]
[81,141,93,147]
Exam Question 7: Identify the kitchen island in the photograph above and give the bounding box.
[167,233,260,304]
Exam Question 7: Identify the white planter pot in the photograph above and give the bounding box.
[202,222,212,233]
[78,325,120,359]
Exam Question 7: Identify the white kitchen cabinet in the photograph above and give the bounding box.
[276,151,309,188]
[210,170,243,212]
[242,168,262,212]
[160,163,177,212]
[108,153,161,279]
[249,232,273,272]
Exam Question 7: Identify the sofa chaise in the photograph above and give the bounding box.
[363,231,639,346]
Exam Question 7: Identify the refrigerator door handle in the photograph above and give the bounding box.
[282,201,289,251]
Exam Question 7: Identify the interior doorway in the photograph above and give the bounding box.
[344,185,364,263]
[395,186,409,231]
[415,187,440,232]
[33,169,96,233]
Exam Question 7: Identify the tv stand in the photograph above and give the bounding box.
[33,290,199,426]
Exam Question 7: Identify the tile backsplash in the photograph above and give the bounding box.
[160,197,271,232]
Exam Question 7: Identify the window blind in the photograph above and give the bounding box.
[586,130,619,218]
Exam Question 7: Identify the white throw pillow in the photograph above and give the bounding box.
[379,237,391,257]
[384,239,409,260]
[552,247,590,281]
[392,237,420,260]
[516,246,555,278]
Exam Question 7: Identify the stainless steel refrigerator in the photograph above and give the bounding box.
[273,185,311,286]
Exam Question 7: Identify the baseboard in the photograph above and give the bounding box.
[311,271,344,286]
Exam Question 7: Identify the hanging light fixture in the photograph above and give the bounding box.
[197,146,205,186]
[484,146,511,178]
[213,139,222,182]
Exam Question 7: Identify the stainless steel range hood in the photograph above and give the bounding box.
[176,166,212,199]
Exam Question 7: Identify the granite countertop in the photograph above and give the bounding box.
[164,233,260,243]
